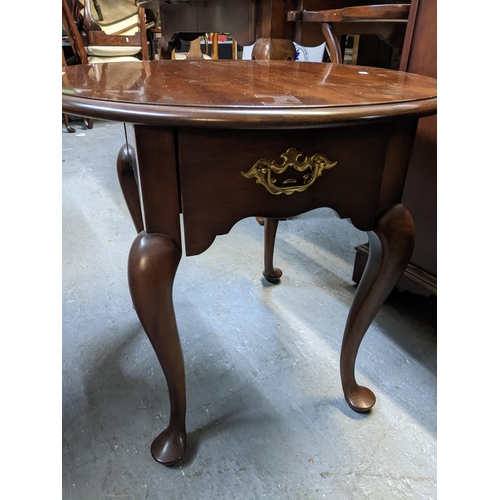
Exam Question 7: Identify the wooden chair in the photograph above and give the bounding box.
[62,0,154,132]
[76,0,151,63]
[288,4,410,67]
[68,1,154,225]
[62,0,93,132]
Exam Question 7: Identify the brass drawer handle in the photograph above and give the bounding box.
[241,148,337,195]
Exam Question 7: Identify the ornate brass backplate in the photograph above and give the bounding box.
[241,148,337,195]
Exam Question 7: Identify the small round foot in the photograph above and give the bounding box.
[256,216,265,226]
[344,386,376,413]
[151,426,186,466]
[263,267,282,284]
[63,114,75,133]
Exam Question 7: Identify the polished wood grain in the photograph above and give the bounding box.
[127,125,185,465]
[288,4,410,22]
[86,30,143,47]
[177,122,415,255]
[263,218,283,283]
[341,204,414,411]
[62,59,437,466]
[62,60,436,128]
[128,232,186,465]
[116,143,144,233]
[133,126,181,244]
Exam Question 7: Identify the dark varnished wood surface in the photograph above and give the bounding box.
[64,56,437,465]
[62,60,436,128]
[178,121,416,255]
[288,4,410,22]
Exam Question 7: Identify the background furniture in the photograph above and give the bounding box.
[138,1,412,66]
[62,0,154,132]
[288,1,437,296]
[292,1,411,68]
[287,3,410,66]
[62,0,93,132]
[352,0,437,296]
[78,0,151,63]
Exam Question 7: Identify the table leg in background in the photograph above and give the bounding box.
[263,217,282,283]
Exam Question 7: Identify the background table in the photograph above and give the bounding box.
[62,59,437,465]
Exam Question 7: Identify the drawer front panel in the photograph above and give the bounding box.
[178,124,392,255]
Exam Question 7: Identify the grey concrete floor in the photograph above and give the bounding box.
[62,118,437,499]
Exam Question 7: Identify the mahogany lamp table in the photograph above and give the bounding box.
[62,59,437,466]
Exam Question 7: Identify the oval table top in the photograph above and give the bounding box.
[62,60,437,129]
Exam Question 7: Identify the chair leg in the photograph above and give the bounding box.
[63,114,75,133]
[322,22,343,63]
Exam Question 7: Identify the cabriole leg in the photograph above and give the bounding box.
[117,144,144,233]
[128,232,186,465]
[262,218,282,283]
[340,204,415,412]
